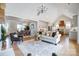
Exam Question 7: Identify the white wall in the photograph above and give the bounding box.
[78,13,79,44]
[6,20,17,34]
[76,8,79,44]
[5,16,22,34]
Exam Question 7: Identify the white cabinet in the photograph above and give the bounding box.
[69,31,77,40]
[72,15,78,27]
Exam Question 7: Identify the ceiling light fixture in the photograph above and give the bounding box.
[37,4,48,16]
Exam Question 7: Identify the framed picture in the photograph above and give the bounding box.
[31,24,34,29]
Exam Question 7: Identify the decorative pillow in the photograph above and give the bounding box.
[13,34,18,37]
[39,31,42,35]
[52,32,56,37]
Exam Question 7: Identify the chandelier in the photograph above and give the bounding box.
[37,4,48,16]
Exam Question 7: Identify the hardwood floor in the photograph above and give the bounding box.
[12,42,24,56]
[11,35,79,56]
[59,35,79,56]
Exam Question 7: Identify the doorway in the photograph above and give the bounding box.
[59,20,65,36]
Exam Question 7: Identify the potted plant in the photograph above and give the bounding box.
[24,25,30,30]
[1,25,6,49]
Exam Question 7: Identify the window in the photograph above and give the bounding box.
[66,22,71,29]
[17,23,26,31]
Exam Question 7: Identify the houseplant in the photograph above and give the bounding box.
[24,25,30,30]
[1,25,6,49]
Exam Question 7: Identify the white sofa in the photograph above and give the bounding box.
[41,34,61,45]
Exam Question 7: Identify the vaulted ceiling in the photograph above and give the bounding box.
[5,3,79,23]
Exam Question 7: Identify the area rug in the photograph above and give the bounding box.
[0,48,15,56]
[18,41,63,56]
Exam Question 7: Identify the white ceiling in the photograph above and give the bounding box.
[5,3,79,23]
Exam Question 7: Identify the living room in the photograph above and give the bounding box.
[0,3,79,56]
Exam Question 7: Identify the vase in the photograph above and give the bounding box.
[2,41,6,50]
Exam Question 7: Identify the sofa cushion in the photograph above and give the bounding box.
[41,34,61,44]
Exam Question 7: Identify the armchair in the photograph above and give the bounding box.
[10,32,23,44]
